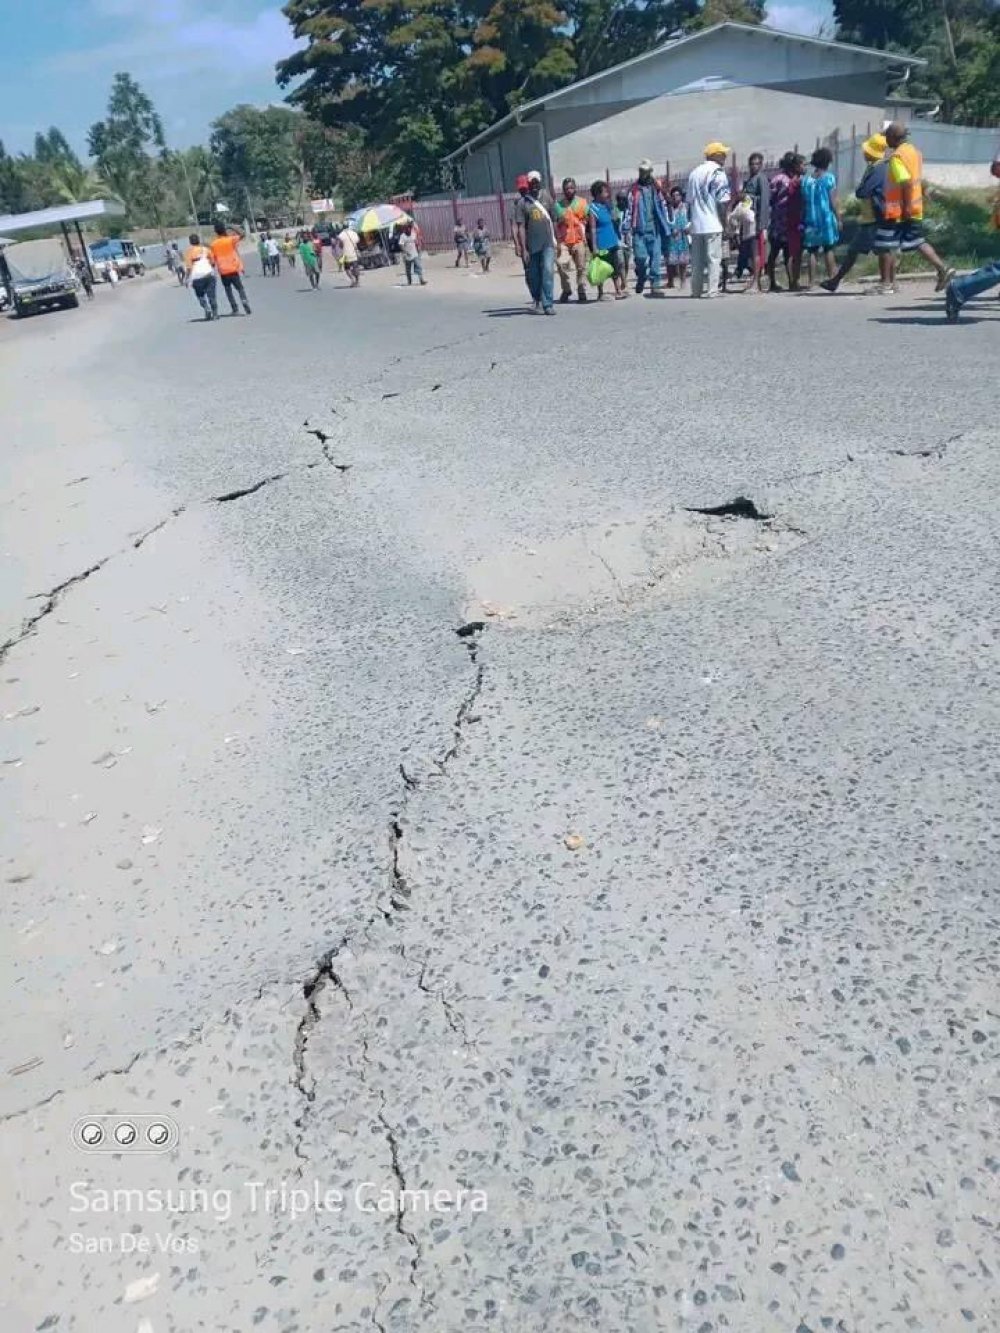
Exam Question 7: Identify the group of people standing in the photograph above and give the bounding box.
[510,122,957,313]
[511,148,740,313]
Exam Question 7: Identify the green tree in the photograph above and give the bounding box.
[88,73,168,228]
[463,0,576,109]
[278,0,393,131]
[33,127,79,170]
[210,105,300,218]
[0,142,45,213]
[834,0,1000,125]
[687,0,764,26]
[833,0,938,51]
[568,0,696,79]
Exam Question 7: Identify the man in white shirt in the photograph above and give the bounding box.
[338,226,361,287]
[686,141,732,299]
[398,222,427,286]
[265,233,281,276]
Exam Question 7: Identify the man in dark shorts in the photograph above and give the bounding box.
[821,134,888,293]
[880,122,954,294]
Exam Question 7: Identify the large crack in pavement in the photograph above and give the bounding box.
[769,428,966,489]
[0,437,358,667]
[0,508,187,666]
[283,621,487,1309]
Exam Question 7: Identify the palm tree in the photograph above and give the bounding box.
[47,157,113,205]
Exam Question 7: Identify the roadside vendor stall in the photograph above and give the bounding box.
[346,204,412,270]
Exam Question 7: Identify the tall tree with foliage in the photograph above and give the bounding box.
[834,0,1000,124]
[88,73,169,227]
[210,105,301,218]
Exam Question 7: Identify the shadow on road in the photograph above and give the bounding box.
[483,307,536,318]
[868,314,990,326]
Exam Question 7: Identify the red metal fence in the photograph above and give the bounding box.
[393,193,519,252]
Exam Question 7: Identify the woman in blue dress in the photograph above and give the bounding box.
[666,186,690,288]
[801,146,840,283]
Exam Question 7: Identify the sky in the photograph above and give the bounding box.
[1,0,833,158]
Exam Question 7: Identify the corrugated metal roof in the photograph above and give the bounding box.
[0,197,126,235]
[444,22,926,162]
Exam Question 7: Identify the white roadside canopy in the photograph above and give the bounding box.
[0,198,125,237]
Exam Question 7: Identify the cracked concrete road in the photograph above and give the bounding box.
[2,259,998,1333]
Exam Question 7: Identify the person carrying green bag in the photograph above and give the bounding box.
[587,181,628,301]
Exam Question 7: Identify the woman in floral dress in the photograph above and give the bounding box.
[666,186,690,288]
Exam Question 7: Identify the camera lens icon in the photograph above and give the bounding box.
[74,1113,178,1154]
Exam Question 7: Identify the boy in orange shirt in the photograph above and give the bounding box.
[554,177,590,304]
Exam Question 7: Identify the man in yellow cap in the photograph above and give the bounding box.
[686,141,732,298]
[821,133,887,293]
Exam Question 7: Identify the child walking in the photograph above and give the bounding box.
[666,186,690,288]
[588,180,627,300]
[472,219,492,272]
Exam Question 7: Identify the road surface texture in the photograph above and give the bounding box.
[1,255,997,1333]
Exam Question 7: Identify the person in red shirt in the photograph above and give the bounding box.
[209,220,252,316]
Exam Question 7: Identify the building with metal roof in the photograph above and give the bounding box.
[443,22,925,191]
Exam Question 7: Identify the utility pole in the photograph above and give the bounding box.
[176,150,199,225]
[941,0,957,67]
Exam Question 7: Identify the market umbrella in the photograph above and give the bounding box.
[346,203,412,233]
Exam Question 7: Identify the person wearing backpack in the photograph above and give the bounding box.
[183,233,218,320]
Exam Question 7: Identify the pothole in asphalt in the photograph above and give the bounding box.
[684,495,772,520]
[466,501,805,628]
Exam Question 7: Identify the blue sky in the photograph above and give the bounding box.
[1,0,833,158]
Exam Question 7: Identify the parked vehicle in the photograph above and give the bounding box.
[11,267,81,316]
[89,238,145,278]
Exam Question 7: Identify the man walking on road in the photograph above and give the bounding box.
[821,134,888,293]
[882,121,955,293]
[687,142,732,298]
[554,177,589,304]
[184,233,218,320]
[513,170,557,314]
[265,233,281,276]
[626,159,670,297]
[338,225,361,287]
[298,232,321,288]
[210,220,252,316]
[399,221,427,286]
